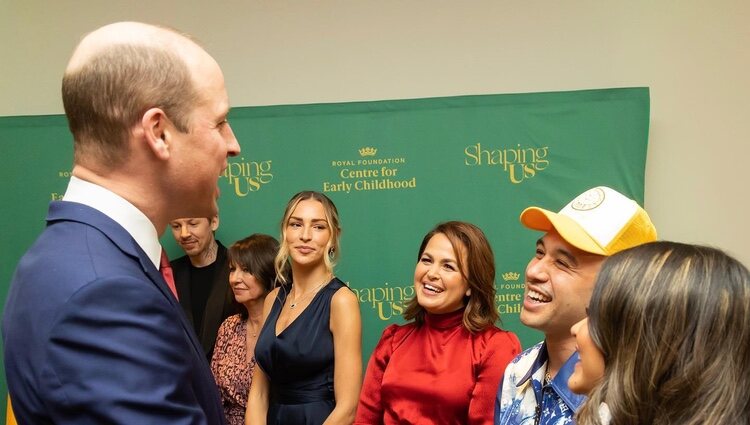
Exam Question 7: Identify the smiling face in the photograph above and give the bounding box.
[519,231,604,339]
[413,232,470,315]
[568,317,606,394]
[228,261,269,306]
[284,199,332,270]
[169,216,218,258]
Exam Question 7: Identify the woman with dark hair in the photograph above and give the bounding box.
[211,234,282,425]
[569,241,750,425]
[355,221,521,425]
[247,191,362,425]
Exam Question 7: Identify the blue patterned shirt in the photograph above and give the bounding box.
[494,342,585,425]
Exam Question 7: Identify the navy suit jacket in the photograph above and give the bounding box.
[2,201,226,425]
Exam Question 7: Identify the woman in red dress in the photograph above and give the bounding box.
[356,221,521,425]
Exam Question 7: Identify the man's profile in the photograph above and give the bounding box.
[3,22,240,424]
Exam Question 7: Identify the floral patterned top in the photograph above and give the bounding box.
[494,341,585,425]
[211,314,256,425]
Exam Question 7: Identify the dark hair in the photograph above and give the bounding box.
[577,241,750,425]
[228,234,283,318]
[403,221,499,333]
[62,40,199,167]
[274,191,341,284]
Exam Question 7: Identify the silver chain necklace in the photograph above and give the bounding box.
[289,277,330,309]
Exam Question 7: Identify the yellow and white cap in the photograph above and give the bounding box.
[520,186,657,256]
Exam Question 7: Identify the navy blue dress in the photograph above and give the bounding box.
[255,278,346,425]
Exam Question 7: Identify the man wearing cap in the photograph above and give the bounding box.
[494,186,657,425]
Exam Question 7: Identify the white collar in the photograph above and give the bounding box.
[63,176,161,268]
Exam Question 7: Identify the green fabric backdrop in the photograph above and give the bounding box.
[0,87,650,422]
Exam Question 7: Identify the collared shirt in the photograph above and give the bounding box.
[63,176,161,268]
[494,341,586,425]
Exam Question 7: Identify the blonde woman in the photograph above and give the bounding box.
[247,191,362,425]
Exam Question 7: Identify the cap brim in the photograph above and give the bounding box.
[520,207,607,256]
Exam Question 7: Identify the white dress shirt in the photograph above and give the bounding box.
[63,176,161,268]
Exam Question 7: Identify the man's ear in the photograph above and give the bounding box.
[210,214,220,231]
[141,107,171,160]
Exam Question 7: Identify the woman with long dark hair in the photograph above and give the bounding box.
[569,241,750,425]
[211,234,282,425]
[356,221,521,425]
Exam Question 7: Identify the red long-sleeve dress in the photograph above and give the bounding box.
[355,308,521,425]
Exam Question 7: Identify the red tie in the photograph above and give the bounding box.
[159,249,179,300]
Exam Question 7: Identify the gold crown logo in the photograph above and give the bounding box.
[502,272,520,281]
[359,147,377,157]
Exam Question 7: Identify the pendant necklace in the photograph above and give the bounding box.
[289,276,331,309]
[247,321,260,338]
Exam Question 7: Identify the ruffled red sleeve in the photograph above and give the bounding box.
[467,329,521,425]
[354,324,401,425]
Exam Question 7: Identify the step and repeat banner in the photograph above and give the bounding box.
[0,87,650,421]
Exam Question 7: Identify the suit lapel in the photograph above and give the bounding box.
[47,201,208,361]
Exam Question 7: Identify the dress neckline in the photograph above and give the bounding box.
[274,278,335,337]
[424,308,464,330]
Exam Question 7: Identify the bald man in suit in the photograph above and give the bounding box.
[3,22,240,424]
